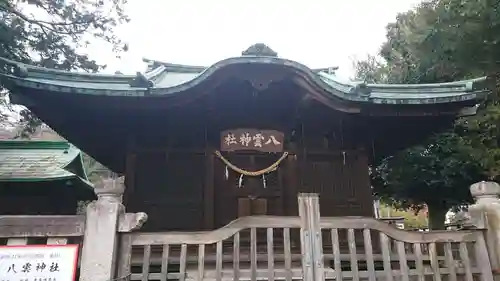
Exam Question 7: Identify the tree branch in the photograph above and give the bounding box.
[0,2,93,28]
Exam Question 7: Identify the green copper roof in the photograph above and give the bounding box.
[0,49,490,108]
[0,141,93,189]
[142,57,488,105]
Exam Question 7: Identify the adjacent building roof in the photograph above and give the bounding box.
[0,140,93,191]
[0,43,490,112]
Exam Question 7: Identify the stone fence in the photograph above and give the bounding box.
[1,178,500,281]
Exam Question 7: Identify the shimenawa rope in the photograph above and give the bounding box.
[214,150,289,177]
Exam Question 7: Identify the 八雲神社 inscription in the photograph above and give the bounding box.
[0,245,78,281]
[221,129,284,152]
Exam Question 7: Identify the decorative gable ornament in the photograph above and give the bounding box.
[129,72,154,88]
[242,43,278,57]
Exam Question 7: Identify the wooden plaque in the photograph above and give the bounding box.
[220,129,284,152]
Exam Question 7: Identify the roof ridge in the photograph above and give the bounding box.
[0,140,71,149]
[143,58,341,75]
[143,58,207,73]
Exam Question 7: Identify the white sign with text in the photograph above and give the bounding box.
[0,245,78,281]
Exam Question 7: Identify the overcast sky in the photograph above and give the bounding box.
[86,0,421,80]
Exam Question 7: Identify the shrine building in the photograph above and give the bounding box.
[0,140,95,215]
[0,44,491,232]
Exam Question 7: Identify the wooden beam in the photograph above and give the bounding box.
[0,215,85,237]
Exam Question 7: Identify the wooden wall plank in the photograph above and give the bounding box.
[204,150,215,229]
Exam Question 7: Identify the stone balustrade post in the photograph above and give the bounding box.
[79,177,125,281]
[469,181,500,273]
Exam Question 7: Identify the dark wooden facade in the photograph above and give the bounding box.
[125,149,373,231]
[123,83,375,232]
[0,181,82,215]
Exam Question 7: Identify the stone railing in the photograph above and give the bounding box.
[1,179,500,281]
[468,181,500,274]
[79,177,147,281]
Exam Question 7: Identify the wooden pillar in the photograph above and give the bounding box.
[286,153,299,216]
[123,152,136,208]
[356,150,376,217]
[204,149,215,229]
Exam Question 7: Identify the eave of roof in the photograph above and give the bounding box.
[0,56,490,107]
[0,140,94,191]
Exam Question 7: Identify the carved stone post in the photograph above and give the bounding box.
[79,177,125,281]
[469,181,500,273]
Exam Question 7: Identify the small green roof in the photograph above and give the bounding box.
[0,43,491,111]
[0,140,93,189]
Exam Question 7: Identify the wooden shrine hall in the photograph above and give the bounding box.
[0,43,491,232]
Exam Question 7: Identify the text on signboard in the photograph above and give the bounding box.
[224,132,281,148]
[6,262,59,274]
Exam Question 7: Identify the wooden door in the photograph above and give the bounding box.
[131,152,205,231]
[299,152,373,217]
[299,151,375,251]
[213,153,287,228]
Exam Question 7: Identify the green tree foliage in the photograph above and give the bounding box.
[352,55,389,84]
[378,204,428,229]
[355,0,500,229]
[371,133,483,229]
[0,0,129,134]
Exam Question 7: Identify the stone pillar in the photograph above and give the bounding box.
[469,181,500,273]
[79,177,125,281]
